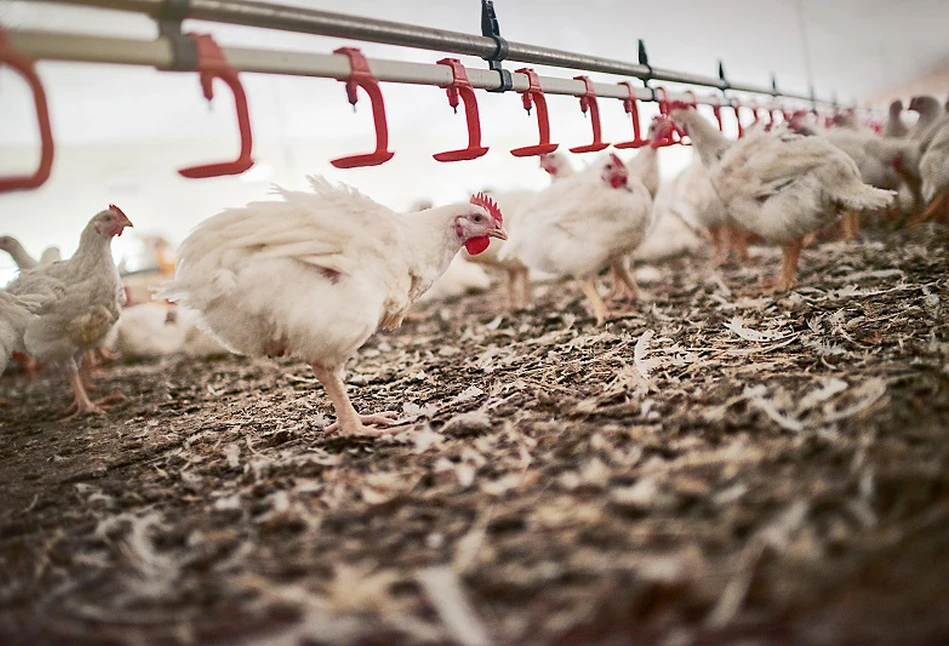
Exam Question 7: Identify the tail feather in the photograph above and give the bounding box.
[911,191,949,226]
[835,183,896,213]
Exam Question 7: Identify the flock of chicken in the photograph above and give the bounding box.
[1,92,947,434]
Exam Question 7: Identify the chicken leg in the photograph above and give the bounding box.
[61,356,127,420]
[608,260,639,304]
[841,211,860,241]
[727,226,751,263]
[506,266,532,310]
[312,364,400,436]
[579,280,610,326]
[515,266,532,310]
[776,237,804,292]
[911,192,949,227]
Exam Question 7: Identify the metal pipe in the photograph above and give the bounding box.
[32,0,855,109]
[9,29,809,111]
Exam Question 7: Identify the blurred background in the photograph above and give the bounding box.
[1,0,947,284]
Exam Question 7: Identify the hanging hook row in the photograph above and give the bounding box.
[0,27,54,193]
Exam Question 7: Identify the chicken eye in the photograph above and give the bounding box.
[473,214,484,223]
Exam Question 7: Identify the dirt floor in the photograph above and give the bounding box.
[2,226,949,645]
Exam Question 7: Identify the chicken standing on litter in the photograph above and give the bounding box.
[167,177,506,436]
[504,147,656,325]
[670,104,895,291]
[7,206,133,418]
[914,121,949,225]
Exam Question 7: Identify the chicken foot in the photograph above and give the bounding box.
[579,280,610,326]
[312,364,401,436]
[61,358,127,420]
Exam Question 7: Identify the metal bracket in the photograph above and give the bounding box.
[156,0,197,71]
[637,39,657,102]
[718,60,745,137]
[480,0,512,93]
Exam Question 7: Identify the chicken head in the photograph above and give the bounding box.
[600,153,629,189]
[459,192,507,255]
[93,204,134,238]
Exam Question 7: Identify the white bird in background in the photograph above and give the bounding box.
[0,236,38,271]
[539,152,578,181]
[915,120,949,225]
[167,177,507,436]
[908,96,945,141]
[883,100,909,139]
[0,235,63,272]
[6,206,133,418]
[671,104,896,291]
[504,151,655,325]
[0,290,40,377]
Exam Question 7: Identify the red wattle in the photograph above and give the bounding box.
[465,236,491,255]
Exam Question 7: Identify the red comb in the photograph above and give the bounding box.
[108,203,127,219]
[608,152,625,168]
[470,191,503,224]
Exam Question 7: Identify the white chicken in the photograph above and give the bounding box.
[883,100,908,139]
[0,235,62,271]
[0,236,37,271]
[7,206,133,417]
[624,124,662,200]
[0,290,39,377]
[539,152,578,181]
[166,177,506,436]
[461,189,537,309]
[416,254,491,303]
[112,302,187,358]
[915,121,949,225]
[503,152,653,325]
[810,128,908,238]
[908,96,944,141]
[670,105,896,291]
[664,157,730,260]
[109,302,229,359]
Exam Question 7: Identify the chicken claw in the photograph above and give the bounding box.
[61,393,128,421]
[323,411,402,436]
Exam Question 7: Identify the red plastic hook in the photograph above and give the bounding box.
[178,34,254,179]
[730,97,746,139]
[0,28,54,192]
[709,94,726,132]
[331,47,394,169]
[614,81,649,149]
[652,86,683,147]
[432,58,488,162]
[569,75,609,153]
[510,68,558,157]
